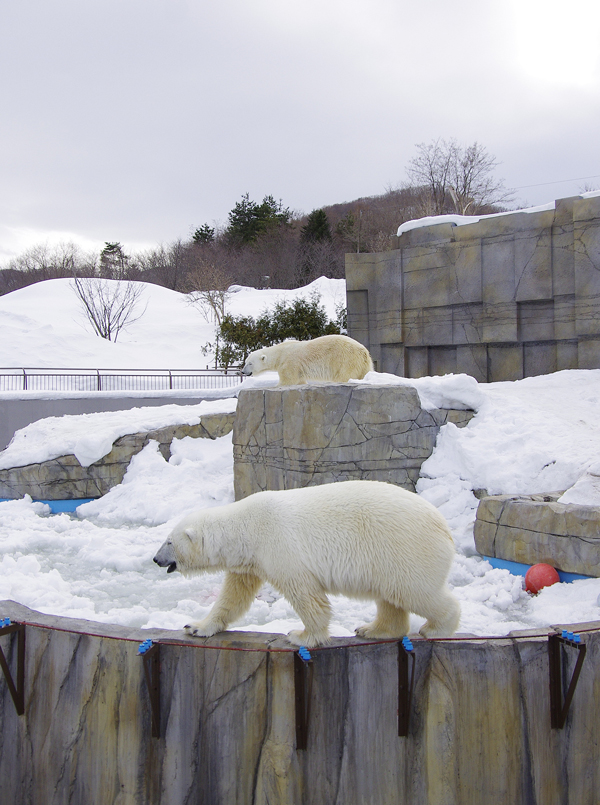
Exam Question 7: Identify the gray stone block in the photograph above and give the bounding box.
[474,493,600,577]
[233,385,474,499]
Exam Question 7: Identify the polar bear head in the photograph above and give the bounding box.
[154,508,249,577]
[241,347,270,377]
[153,513,214,577]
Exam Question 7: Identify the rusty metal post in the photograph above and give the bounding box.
[548,630,587,729]
[139,640,161,738]
[0,619,26,716]
[398,636,416,737]
[294,647,313,750]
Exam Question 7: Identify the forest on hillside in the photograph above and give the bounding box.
[0,139,513,296]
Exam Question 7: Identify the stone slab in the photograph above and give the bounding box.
[474,492,600,577]
[233,384,473,499]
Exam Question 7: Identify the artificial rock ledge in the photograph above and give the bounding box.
[233,383,473,499]
[0,412,235,501]
[474,492,600,577]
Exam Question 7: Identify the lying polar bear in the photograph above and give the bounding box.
[153,480,460,647]
[241,334,373,385]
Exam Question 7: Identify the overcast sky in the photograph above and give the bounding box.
[1,0,599,264]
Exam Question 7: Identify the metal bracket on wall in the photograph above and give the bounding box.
[0,619,25,716]
[398,637,416,737]
[548,630,587,729]
[139,640,161,738]
[294,647,313,750]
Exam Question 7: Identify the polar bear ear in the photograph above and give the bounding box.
[260,354,266,362]
[184,527,196,541]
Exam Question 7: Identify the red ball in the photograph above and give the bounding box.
[525,563,560,594]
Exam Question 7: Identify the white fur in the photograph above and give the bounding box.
[154,480,461,647]
[241,334,373,385]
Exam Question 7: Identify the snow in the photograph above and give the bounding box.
[1,278,600,638]
[396,190,600,238]
[0,275,345,370]
[0,399,238,469]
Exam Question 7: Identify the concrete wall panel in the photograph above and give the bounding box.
[346,195,600,381]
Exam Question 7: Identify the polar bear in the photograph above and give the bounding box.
[153,480,460,647]
[241,334,373,385]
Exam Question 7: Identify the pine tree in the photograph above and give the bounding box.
[226,193,291,245]
[301,209,332,243]
[192,224,215,244]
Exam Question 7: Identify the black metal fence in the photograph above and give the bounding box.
[0,368,243,392]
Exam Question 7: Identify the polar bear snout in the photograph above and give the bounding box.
[154,541,178,574]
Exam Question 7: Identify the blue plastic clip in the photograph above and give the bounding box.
[562,630,568,639]
[298,646,312,662]
[138,639,153,655]
[573,633,581,643]
[402,636,414,652]
[0,617,11,628]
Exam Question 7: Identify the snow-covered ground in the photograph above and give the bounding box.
[1,277,600,638]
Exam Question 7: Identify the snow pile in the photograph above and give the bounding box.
[0,275,345,371]
[0,398,238,469]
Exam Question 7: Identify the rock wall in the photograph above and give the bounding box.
[474,492,600,577]
[346,195,600,381]
[1,600,599,805]
[0,412,235,500]
[233,384,473,500]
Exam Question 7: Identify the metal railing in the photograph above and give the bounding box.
[0,368,243,392]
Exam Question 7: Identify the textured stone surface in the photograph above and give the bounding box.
[474,493,600,576]
[346,195,600,380]
[233,384,473,499]
[1,599,599,804]
[0,412,235,500]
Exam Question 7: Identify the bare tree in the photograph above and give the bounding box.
[184,253,233,326]
[405,138,514,216]
[137,240,193,291]
[72,276,147,341]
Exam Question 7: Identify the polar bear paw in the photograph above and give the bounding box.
[184,620,222,638]
[287,629,331,648]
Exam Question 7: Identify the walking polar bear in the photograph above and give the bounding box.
[241,334,373,385]
[153,480,461,647]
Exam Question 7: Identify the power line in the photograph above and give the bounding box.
[513,174,600,191]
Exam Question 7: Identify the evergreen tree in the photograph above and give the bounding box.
[212,293,343,367]
[100,242,129,279]
[226,193,291,245]
[192,224,215,244]
[300,209,332,243]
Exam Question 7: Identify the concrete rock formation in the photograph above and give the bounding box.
[474,492,600,577]
[346,195,600,381]
[233,384,473,499]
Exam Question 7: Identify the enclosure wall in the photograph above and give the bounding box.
[1,601,598,805]
[345,195,600,381]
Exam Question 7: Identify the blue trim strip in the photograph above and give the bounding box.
[0,498,96,513]
[482,555,591,583]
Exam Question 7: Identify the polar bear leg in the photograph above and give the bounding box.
[355,599,410,640]
[284,586,332,648]
[418,589,461,638]
[184,571,263,638]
